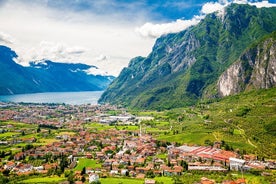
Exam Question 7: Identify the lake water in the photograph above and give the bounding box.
[0,91,104,105]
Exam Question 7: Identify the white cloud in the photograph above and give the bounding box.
[135,16,203,39]
[201,0,276,15]
[248,0,276,8]
[0,0,275,76]
[0,32,15,45]
[0,1,154,76]
[96,54,109,62]
[201,2,228,14]
[136,0,276,40]
[85,67,109,76]
[13,41,89,66]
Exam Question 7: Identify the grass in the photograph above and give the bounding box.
[85,122,112,131]
[100,177,174,184]
[100,177,144,184]
[155,177,174,184]
[115,125,139,131]
[20,176,66,183]
[74,158,102,171]
[0,121,35,128]
[157,132,215,145]
[0,132,20,138]
[35,138,57,145]
[56,131,76,136]
[156,153,167,159]
[233,129,245,135]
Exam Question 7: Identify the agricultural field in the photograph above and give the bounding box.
[20,176,66,183]
[135,88,276,159]
[74,158,102,171]
[100,177,144,184]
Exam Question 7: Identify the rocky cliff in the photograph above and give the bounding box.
[218,32,276,96]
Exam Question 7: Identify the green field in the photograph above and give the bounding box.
[20,176,66,183]
[100,177,174,184]
[74,158,102,171]
[100,177,144,184]
[233,129,245,135]
[135,88,276,159]
[0,132,20,138]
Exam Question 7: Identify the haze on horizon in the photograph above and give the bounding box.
[0,0,275,76]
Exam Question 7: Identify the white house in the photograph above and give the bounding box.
[229,157,245,171]
[89,173,99,183]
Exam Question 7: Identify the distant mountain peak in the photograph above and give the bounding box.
[0,46,114,95]
[0,45,18,61]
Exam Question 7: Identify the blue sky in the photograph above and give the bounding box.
[0,0,275,76]
[45,0,276,20]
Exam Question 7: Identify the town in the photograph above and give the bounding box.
[0,102,275,184]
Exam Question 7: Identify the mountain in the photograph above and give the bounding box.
[99,4,276,110]
[218,31,276,96]
[0,46,114,95]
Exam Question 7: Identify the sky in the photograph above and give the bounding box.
[0,0,276,76]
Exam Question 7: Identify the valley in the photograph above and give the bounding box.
[0,2,276,184]
[0,87,275,183]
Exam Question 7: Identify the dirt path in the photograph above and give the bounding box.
[247,138,257,148]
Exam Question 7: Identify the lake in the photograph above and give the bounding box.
[0,91,104,105]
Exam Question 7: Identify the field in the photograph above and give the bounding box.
[134,88,276,159]
[0,120,59,152]
[100,177,175,184]
[100,178,144,184]
[74,158,102,171]
[20,176,66,183]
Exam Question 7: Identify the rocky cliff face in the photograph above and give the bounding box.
[218,33,276,96]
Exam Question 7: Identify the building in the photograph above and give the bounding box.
[229,157,245,171]
[89,173,99,183]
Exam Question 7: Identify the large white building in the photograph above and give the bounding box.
[229,157,245,171]
[89,173,99,183]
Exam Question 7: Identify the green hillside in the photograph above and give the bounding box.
[99,4,276,110]
[136,87,276,159]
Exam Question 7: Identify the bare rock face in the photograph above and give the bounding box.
[218,35,276,97]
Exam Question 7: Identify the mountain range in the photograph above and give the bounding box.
[0,46,114,95]
[99,4,276,110]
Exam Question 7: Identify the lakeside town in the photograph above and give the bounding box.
[0,102,275,184]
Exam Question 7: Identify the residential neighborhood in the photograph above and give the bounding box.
[0,102,275,183]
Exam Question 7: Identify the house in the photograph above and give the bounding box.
[229,158,245,171]
[89,173,99,183]
[201,177,215,184]
[4,161,15,170]
[14,152,25,161]
[86,153,92,159]
[121,169,129,176]
[135,167,150,174]
[145,179,156,184]
[110,169,119,175]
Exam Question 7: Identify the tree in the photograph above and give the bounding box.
[167,159,171,167]
[171,175,182,184]
[211,159,214,165]
[67,171,74,184]
[180,160,188,170]
[146,170,155,178]
[81,176,86,183]
[59,154,68,173]
[3,169,10,176]
[81,167,86,175]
